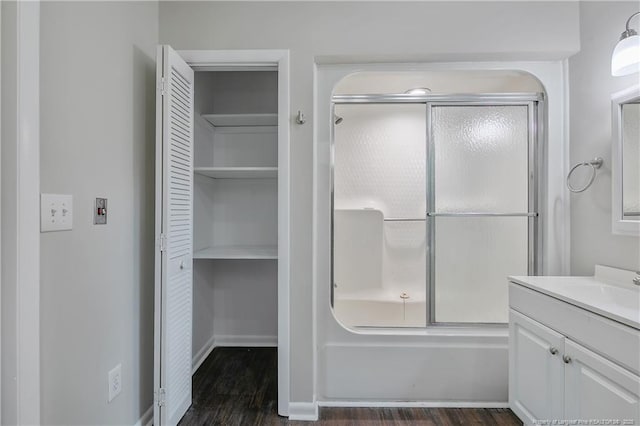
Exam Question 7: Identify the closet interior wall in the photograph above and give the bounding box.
[192,71,279,365]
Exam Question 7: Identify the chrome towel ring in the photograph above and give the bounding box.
[566,157,604,193]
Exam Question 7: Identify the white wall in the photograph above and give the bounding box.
[160,0,580,404]
[569,2,640,275]
[39,2,158,424]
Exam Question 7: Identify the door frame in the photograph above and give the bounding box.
[0,1,40,424]
[177,49,291,416]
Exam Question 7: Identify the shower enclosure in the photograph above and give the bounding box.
[331,93,542,328]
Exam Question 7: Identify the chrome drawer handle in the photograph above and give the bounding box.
[549,347,559,355]
[563,355,572,364]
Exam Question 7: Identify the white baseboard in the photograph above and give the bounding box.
[288,401,319,421]
[318,400,509,408]
[214,334,278,347]
[192,334,217,374]
[133,405,153,426]
[192,334,278,374]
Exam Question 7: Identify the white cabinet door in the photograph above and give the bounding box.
[509,309,565,424]
[154,45,195,426]
[564,339,640,424]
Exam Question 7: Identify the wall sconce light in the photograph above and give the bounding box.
[612,11,640,76]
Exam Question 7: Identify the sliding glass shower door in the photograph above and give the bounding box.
[429,104,535,324]
[332,104,427,327]
[331,95,540,328]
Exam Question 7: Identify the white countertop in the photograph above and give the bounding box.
[509,265,640,330]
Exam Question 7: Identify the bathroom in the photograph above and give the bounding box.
[2,1,639,425]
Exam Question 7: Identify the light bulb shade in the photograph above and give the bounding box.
[612,34,640,76]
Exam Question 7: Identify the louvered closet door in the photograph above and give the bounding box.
[154,45,194,426]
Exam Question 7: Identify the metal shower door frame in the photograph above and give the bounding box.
[330,93,544,328]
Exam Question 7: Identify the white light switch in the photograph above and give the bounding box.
[40,194,73,232]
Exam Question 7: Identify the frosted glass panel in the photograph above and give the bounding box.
[622,103,640,216]
[334,104,426,218]
[433,106,529,213]
[434,217,528,323]
[333,104,426,328]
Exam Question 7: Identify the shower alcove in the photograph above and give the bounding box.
[315,64,568,405]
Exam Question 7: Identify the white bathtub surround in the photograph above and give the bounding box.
[316,62,570,407]
[508,265,640,424]
[333,208,426,328]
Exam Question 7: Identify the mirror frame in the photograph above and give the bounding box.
[612,84,640,236]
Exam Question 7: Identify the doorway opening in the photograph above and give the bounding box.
[153,47,290,425]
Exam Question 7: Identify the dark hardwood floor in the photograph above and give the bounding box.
[179,347,523,425]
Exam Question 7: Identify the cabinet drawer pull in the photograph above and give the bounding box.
[563,355,572,364]
[549,347,559,355]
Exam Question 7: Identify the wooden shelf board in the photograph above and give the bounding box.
[193,245,278,260]
[194,167,278,179]
[202,113,277,127]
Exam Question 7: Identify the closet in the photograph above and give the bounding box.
[192,70,279,355]
[154,46,287,426]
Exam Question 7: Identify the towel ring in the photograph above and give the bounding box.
[566,157,604,193]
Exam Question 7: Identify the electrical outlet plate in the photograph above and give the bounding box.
[40,194,73,232]
[108,364,122,403]
[94,198,107,225]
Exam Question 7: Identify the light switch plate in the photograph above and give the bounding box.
[40,194,73,232]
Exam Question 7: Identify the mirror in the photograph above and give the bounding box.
[612,85,640,235]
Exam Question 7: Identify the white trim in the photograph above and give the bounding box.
[9,2,40,424]
[311,63,319,426]
[611,84,640,236]
[288,402,319,421]
[0,1,3,418]
[561,59,572,274]
[318,401,510,408]
[191,334,279,375]
[191,335,216,374]
[176,49,291,417]
[213,335,278,348]
[276,51,291,418]
[133,406,153,426]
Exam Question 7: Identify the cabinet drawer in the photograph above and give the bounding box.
[510,282,640,375]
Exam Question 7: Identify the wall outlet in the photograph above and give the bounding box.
[108,364,122,403]
[94,198,107,225]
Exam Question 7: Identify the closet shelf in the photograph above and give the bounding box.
[202,113,277,127]
[194,167,278,179]
[194,245,278,260]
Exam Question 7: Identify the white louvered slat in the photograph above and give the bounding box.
[154,45,194,426]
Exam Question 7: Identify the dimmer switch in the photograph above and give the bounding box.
[95,198,107,225]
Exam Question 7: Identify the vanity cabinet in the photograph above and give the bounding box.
[508,274,640,425]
